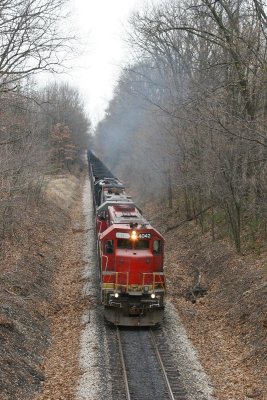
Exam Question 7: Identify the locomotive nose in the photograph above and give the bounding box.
[116,253,154,286]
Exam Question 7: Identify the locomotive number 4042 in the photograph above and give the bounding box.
[138,233,151,239]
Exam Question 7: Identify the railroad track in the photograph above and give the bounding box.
[116,327,188,400]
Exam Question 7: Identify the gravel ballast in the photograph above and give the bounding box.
[164,301,215,400]
[76,179,112,400]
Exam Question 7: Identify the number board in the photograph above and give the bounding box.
[138,233,151,239]
[116,232,130,239]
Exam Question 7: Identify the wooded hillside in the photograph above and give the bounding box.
[0,0,91,256]
[95,0,267,254]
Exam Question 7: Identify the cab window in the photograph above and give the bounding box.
[117,239,132,249]
[117,239,149,250]
[135,240,149,250]
[153,240,162,254]
[105,240,114,254]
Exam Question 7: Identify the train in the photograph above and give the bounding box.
[88,151,166,326]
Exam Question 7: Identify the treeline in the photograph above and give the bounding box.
[0,0,90,252]
[95,0,267,253]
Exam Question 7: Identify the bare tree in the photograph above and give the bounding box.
[39,82,91,168]
[0,0,73,93]
[0,0,89,250]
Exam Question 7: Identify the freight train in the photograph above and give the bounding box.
[88,151,166,326]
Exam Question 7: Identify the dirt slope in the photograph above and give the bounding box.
[0,172,87,400]
[145,204,267,400]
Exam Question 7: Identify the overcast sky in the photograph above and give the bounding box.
[56,0,158,129]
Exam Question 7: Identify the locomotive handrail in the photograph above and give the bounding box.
[102,271,129,291]
[115,272,129,291]
[102,271,165,292]
[102,254,109,270]
[142,272,165,291]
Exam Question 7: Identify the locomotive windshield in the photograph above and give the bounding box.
[117,238,149,250]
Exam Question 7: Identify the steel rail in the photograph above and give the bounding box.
[116,327,131,400]
[150,329,176,400]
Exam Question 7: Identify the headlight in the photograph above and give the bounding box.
[131,230,138,240]
[114,292,119,298]
[151,293,156,299]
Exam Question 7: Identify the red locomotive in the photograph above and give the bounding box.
[88,152,166,326]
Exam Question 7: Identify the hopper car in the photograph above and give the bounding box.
[88,151,166,326]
